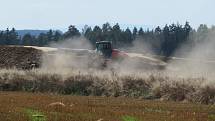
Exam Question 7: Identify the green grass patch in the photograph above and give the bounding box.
[208,114,215,121]
[25,108,46,121]
[122,115,139,121]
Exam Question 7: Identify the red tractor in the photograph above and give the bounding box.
[95,41,127,59]
[93,41,166,69]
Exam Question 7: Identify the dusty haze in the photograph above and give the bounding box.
[41,32,215,78]
[166,29,215,78]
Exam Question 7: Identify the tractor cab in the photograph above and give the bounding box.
[96,41,112,58]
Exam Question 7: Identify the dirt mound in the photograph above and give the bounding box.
[0,46,42,69]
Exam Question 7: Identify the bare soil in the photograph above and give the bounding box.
[0,46,42,69]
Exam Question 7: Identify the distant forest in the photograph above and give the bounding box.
[0,22,214,57]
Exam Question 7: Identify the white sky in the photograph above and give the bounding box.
[0,0,214,30]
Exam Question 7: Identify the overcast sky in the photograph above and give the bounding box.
[0,0,214,30]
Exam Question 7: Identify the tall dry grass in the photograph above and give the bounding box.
[0,69,214,104]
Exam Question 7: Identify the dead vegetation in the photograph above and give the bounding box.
[0,69,214,105]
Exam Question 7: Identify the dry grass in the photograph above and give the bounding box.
[0,69,215,105]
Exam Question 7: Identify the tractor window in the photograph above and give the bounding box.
[97,43,111,50]
[104,44,107,49]
[96,43,111,51]
[103,44,111,49]
[98,44,103,50]
[96,42,112,58]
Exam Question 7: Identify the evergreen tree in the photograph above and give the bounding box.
[22,34,33,46]
[138,28,144,36]
[132,27,138,40]
[155,26,162,34]
[161,25,170,56]
[64,25,81,39]
[196,24,208,43]
[37,33,48,46]
[9,28,19,45]
[0,31,4,45]
[111,23,122,47]
[5,28,10,45]
[102,22,112,41]
[122,28,132,46]
[92,26,102,42]
[84,26,96,46]
[47,30,53,40]
[53,31,62,42]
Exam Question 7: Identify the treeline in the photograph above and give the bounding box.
[0,28,63,46]
[0,22,214,56]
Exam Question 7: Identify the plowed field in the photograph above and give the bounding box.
[0,46,42,69]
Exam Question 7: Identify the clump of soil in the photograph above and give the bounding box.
[0,46,42,69]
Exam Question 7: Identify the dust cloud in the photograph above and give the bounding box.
[40,35,162,76]
[113,37,163,74]
[41,36,94,75]
[39,29,215,81]
[126,37,155,55]
[166,29,215,78]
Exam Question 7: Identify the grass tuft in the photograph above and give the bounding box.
[25,108,46,121]
[122,116,139,121]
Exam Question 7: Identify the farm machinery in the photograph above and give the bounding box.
[85,41,167,69]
